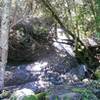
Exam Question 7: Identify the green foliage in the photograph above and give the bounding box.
[90,80,100,89]
[95,69,100,79]
[63,96,70,100]
[10,95,38,100]
[72,88,98,100]
[23,95,38,100]
[10,92,48,100]
[95,32,100,38]
[10,96,17,100]
[36,92,47,100]
[95,0,100,38]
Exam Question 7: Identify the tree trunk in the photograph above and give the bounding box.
[0,0,11,91]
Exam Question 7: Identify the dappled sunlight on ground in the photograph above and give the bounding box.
[26,61,48,72]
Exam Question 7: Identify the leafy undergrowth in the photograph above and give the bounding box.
[72,88,98,100]
[9,86,99,100]
[10,92,48,100]
[1,80,100,100]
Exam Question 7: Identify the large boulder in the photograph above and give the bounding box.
[8,17,55,63]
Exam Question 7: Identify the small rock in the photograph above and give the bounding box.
[77,64,88,78]
[22,82,38,92]
[82,78,93,84]
[45,72,64,85]
[10,88,35,100]
[71,82,88,88]
[92,89,100,98]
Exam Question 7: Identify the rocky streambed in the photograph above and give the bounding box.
[1,33,100,100]
[2,51,100,100]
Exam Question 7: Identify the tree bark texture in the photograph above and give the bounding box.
[0,0,11,91]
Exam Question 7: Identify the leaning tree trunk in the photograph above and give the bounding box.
[0,0,11,91]
[41,0,85,47]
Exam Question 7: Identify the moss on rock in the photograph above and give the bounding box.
[95,67,100,79]
[10,89,48,100]
[72,88,98,100]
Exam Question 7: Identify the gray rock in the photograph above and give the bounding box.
[61,92,82,100]
[45,71,64,85]
[22,82,40,92]
[52,56,78,74]
[10,88,35,100]
[4,81,47,93]
[92,89,100,99]
[71,82,88,88]
[4,69,38,86]
[49,92,82,100]
[69,64,88,79]
[13,69,30,80]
